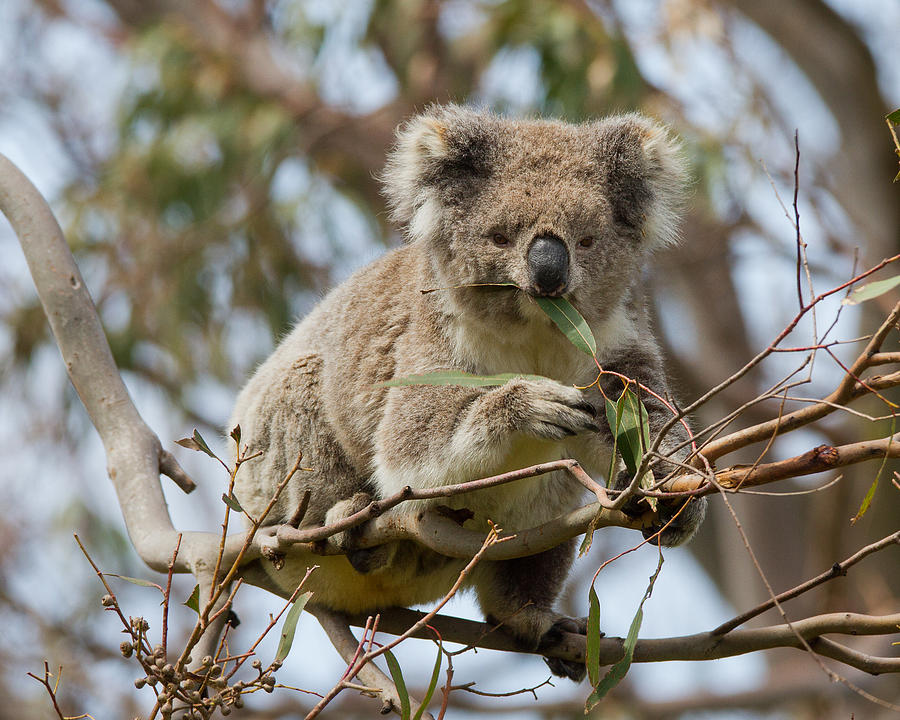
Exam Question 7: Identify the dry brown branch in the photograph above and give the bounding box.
[271,458,615,550]
[265,426,895,563]
[698,301,900,462]
[27,662,94,720]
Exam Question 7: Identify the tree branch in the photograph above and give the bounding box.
[0,151,221,575]
[345,608,900,675]
[713,530,900,635]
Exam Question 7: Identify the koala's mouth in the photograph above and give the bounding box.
[524,285,568,299]
[470,282,575,304]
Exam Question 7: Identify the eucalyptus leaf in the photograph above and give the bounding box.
[851,418,895,524]
[887,108,900,123]
[585,554,664,710]
[605,388,650,474]
[380,371,547,388]
[183,584,200,614]
[108,574,163,593]
[640,470,658,512]
[384,649,411,720]
[222,492,243,512]
[274,591,313,663]
[412,643,443,720]
[842,275,900,305]
[578,508,602,557]
[175,429,220,461]
[586,585,602,686]
[533,296,597,357]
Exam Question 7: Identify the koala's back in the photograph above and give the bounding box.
[230,244,475,607]
[231,245,419,520]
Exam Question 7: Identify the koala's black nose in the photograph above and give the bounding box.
[527,236,569,296]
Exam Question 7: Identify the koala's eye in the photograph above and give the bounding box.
[492,233,510,246]
[578,236,595,248]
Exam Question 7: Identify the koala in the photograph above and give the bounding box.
[229,105,706,682]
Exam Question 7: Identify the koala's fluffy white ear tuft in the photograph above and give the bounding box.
[380,105,496,239]
[595,114,690,248]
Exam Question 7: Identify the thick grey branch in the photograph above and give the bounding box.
[348,608,900,675]
[0,152,219,574]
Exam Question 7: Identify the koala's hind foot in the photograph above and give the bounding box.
[484,611,588,681]
[324,492,392,574]
[613,469,707,547]
[475,540,586,681]
[542,616,590,681]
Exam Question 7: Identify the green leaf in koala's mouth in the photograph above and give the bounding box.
[533,296,598,357]
[379,370,548,387]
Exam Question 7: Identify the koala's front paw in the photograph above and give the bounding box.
[324,492,393,574]
[541,616,590,682]
[503,378,600,441]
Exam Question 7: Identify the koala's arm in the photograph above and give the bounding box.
[372,377,599,496]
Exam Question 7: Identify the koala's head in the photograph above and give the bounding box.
[381,105,688,325]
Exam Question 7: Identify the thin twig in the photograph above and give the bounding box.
[713,530,900,635]
[162,534,183,653]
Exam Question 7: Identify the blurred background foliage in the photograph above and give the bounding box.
[0,0,898,717]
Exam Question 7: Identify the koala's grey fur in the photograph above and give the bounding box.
[229,105,705,681]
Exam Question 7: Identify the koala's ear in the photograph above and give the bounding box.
[381,105,496,229]
[595,115,689,247]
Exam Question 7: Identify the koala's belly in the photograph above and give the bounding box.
[263,549,468,613]
[442,465,580,534]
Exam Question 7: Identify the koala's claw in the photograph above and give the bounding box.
[324,492,397,573]
[508,379,599,440]
[545,656,586,682]
[541,616,590,682]
[613,468,707,547]
[641,496,707,547]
